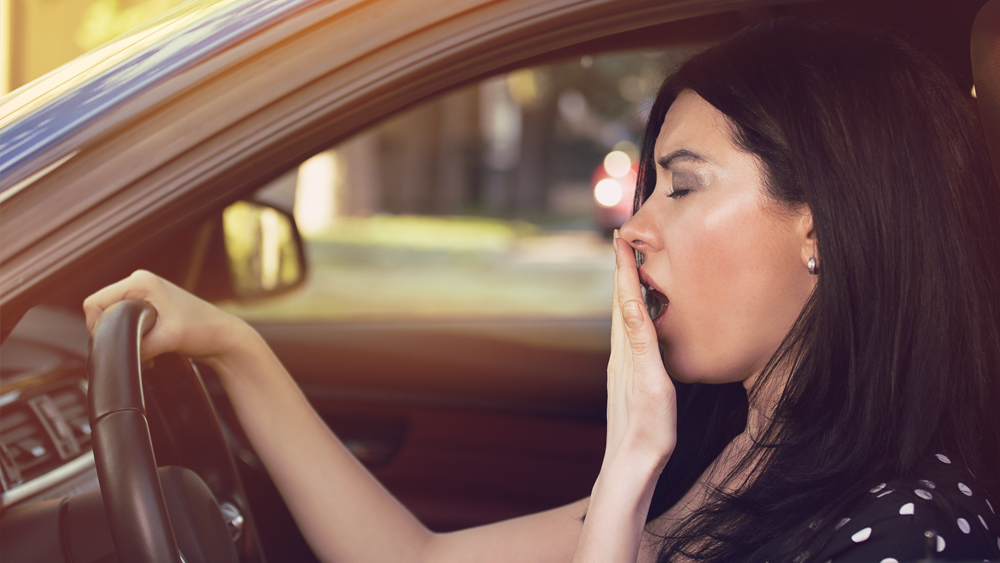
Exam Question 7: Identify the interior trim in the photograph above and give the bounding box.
[1,450,95,507]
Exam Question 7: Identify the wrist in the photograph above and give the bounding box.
[575,451,665,563]
[590,448,669,521]
[201,315,263,373]
[598,448,668,496]
[605,430,674,476]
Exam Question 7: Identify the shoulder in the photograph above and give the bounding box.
[813,454,1000,562]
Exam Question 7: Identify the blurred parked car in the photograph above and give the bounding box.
[0,0,992,561]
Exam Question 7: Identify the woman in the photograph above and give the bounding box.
[84,18,1000,562]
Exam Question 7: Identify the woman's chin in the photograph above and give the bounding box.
[662,350,727,385]
[661,349,695,383]
[667,367,704,384]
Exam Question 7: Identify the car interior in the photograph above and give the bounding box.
[2,1,997,561]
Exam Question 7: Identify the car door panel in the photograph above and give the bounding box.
[252,320,608,530]
[256,320,610,416]
[317,401,603,531]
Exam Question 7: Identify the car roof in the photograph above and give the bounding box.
[0,0,319,183]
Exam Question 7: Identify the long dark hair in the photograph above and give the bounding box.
[635,18,1000,561]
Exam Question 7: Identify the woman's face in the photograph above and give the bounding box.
[620,90,816,386]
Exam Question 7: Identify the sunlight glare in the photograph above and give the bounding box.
[594,178,623,207]
[294,151,339,236]
[603,150,631,178]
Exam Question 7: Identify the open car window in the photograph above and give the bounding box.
[219,46,706,324]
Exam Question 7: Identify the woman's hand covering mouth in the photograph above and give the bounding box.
[572,230,677,562]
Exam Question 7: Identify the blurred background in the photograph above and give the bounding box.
[221,48,705,323]
[0,0,704,323]
[1,0,189,93]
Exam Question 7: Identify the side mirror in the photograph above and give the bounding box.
[221,201,305,298]
[193,201,307,301]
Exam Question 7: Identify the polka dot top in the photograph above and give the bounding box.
[811,453,1000,562]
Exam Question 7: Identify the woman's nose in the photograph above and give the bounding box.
[619,197,662,253]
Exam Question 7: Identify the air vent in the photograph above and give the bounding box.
[49,385,91,451]
[0,381,90,487]
[0,403,60,483]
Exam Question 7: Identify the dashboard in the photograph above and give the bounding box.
[0,305,259,562]
[0,306,100,510]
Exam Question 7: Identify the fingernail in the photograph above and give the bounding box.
[623,300,644,329]
[613,229,619,240]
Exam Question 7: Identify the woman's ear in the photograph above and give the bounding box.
[796,205,818,272]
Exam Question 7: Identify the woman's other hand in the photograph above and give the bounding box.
[605,231,677,473]
[572,232,677,563]
[82,270,251,365]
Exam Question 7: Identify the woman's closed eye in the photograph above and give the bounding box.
[667,186,692,199]
[665,169,701,199]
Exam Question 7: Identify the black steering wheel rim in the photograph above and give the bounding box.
[87,299,182,563]
[87,299,264,563]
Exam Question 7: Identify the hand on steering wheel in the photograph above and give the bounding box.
[84,270,252,366]
[86,279,263,562]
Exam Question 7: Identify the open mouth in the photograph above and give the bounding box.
[640,282,668,321]
[635,251,668,321]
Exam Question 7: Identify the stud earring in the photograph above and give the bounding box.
[808,257,818,275]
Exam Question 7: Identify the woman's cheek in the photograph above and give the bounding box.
[660,202,767,383]
[657,231,730,382]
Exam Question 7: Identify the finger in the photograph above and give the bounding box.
[621,299,656,356]
[612,234,643,308]
[83,276,141,332]
[82,270,160,333]
[610,232,629,351]
[612,239,661,362]
[611,230,621,313]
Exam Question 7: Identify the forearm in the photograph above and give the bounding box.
[204,322,432,563]
[424,498,588,563]
[572,454,663,563]
[83,272,590,562]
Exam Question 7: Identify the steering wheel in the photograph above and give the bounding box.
[87,300,264,562]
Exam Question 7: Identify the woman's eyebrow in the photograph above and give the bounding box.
[657,149,707,169]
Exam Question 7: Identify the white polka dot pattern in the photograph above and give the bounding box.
[851,527,872,543]
[816,456,1000,561]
